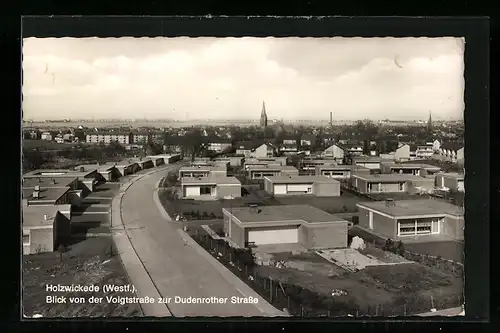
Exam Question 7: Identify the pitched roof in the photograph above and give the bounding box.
[441,143,463,151]
[234,140,264,150]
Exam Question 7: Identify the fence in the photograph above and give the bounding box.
[366,237,464,277]
[191,234,463,317]
[402,251,464,277]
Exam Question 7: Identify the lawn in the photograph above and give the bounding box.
[275,192,362,214]
[404,241,464,263]
[158,187,283,221]
[22,237,142,318]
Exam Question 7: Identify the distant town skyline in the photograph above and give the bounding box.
[23,37,465,121]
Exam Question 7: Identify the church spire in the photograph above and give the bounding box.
[427,110,433,132]
[260,101,268,128]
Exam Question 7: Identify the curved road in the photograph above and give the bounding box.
[119,166,280,317]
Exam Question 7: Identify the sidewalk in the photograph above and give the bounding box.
[111,169,172,317]
[416,306,464,317]
[153,186,286,317]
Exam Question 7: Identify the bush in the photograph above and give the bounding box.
[396,241,405,256]
[201,212,208,219]
[382,238,394,252]
[210,212,216,219]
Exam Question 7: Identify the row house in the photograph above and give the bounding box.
[207,137,233,153]
[436,143,464,163]
[235,141,277,159]
[86,132,133,145]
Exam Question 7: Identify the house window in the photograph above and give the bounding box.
[398,218,437,236]
[416,221,432,234]
[23,233,30,245]
[399,221,416,236]
[307,187,312,193]
[200,186,211,195]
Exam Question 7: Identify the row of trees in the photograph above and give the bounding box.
[22,142,146,172]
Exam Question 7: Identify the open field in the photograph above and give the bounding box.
[22,237,142,318]
[22,139,75,150]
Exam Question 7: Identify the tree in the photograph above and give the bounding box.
[396,241,405,256]
[57,244,68,262]
[23,150,48,171]
[382,238,394,252]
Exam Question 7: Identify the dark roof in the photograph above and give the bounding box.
[227,204,346,224]
[164,136,187,145]
[357,199,463,217]
[441,142,463,151]
[208,137,232,143]
[235,141,261,150]
[301,134,317,141]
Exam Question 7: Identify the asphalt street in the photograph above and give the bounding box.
[119,166,280,317]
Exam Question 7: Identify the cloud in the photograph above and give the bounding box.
[22,37,465,120]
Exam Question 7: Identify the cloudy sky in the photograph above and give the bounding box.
[22,37,465,121]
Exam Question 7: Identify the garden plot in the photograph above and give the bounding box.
[254,250,347,278]
[317,248,413,272]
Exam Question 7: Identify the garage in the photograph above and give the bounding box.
[273,184,287,195]
[286,184,312,194]
[247,226,299,245]
[184,186,200,196]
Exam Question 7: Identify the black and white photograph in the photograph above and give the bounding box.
[22,36,465,318]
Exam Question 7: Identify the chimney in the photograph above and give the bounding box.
[249,204,258,213]
[385,198,395,207]
[330,112,333,126]
[52,179,57,185]
[34,185,40,191]
[32,190,40,199]
[80,166,85,172]
[44,214,47,221]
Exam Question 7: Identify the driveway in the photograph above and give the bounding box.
[119,167,280,317]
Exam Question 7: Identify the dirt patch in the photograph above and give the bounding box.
[22,237,142,318]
